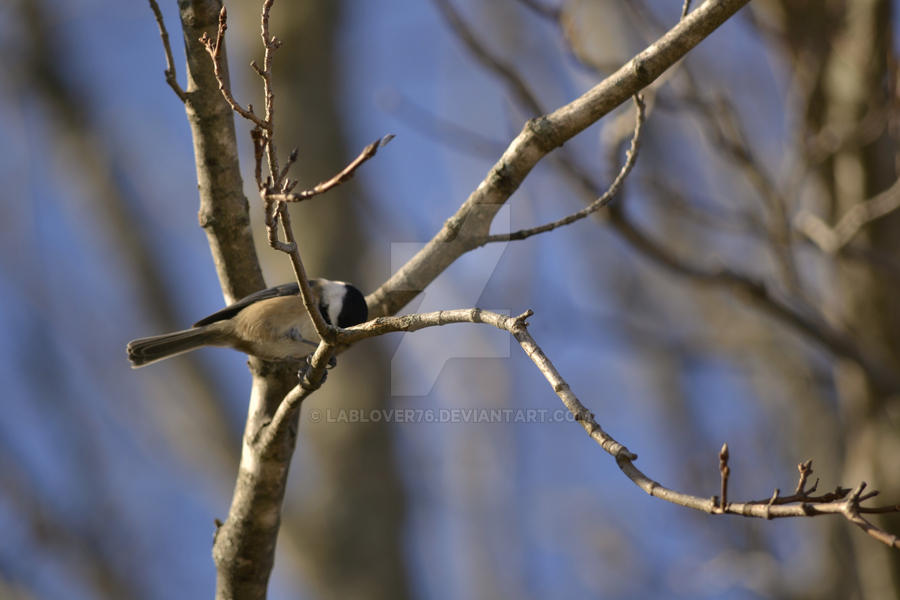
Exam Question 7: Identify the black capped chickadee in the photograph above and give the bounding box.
[127,279,368,368]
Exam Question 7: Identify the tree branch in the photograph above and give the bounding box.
[484,95,645,244]
[340,306,900,549]
[265,135,394,204]
[367,0,754,318]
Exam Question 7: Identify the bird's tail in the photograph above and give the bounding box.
[127,326,219,368]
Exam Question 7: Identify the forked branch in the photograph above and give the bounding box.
[147,0,187,101]
[199,7,268,128]
[336,308,900,549]
[266,135,395,204]
[484,95,645,244]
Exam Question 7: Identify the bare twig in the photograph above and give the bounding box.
[276,147,299,189]
[336,306,900,548]
[275,204,335,344]
[262,342,334,448]
[251,0,281,177]
[794,459,814,495]
[199,6,268,128]
[344,307,899,548]
[147,0,187,101]
[266,135,394,203]
[681,0,692,20]
[718,443,730,509]
[199,0,382,350]
[484,95,645,244]
[504,316,900,548]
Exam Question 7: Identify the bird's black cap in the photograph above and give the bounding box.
[337,284,368,328]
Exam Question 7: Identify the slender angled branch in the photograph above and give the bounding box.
[275,205,335,344]
[199,6,268,128]
[147,0,187,101]
[256,0,279,126]
[262,342,334,449]
[501,313,900,548]
[250,0,281,177]
[266,135,394,203]
[682,0,692,20]
[346,306,900,548]
[198,0,377,350]
[484,95,645,244]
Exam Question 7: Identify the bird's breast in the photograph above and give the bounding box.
[229,296,320,360]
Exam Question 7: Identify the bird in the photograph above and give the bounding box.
[127,279,368,368]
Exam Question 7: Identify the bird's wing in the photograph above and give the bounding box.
[193,282,301,327]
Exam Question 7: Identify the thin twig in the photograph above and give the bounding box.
[277,148,299,189]
[262,342,334,449]
[276,204,334,344]
[266,135,395,203]
[794,459,814,495]
[485,95,645,244]
[251,127,267,189]
[147,0,187,101]
[681,0,692,20]
[718,443,730,509]
[254,0,281,178]
[199,6,268,128]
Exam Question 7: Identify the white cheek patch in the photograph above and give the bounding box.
[320,282,347,327]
